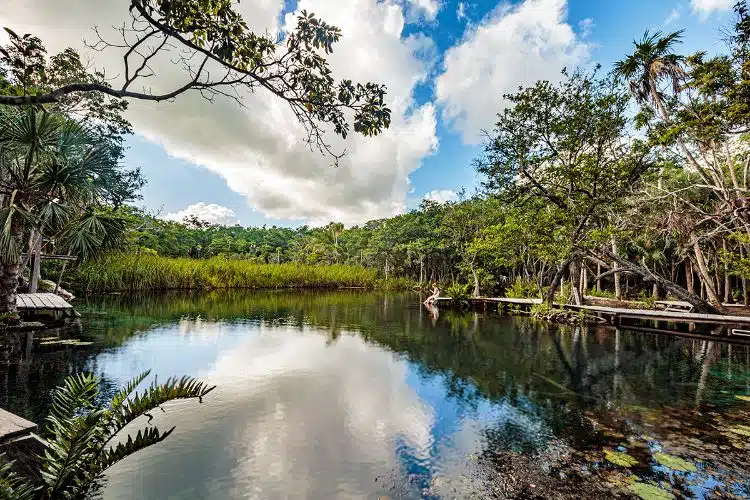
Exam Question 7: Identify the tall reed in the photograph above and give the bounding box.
[71,254,380,292]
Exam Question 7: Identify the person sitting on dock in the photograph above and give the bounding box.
[424,283,441,306]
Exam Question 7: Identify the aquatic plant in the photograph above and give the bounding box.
[0,370,214,499]
[652,453,696,473]
[604,450,639,467]
[70,254,380,292]
[628,481,674,500]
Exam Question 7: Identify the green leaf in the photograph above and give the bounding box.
[652,453,697,472]
[605,450,639,467]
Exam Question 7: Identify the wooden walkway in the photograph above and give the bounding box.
[0,409,37,443]
[435,296,750,325]
[565,303,750,325]
[16,293,73,311]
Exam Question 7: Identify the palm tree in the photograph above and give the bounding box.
[0,107,137,314]
[613,30,685,120]
[0,370,214,499]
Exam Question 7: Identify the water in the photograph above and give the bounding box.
[1,291,749,499]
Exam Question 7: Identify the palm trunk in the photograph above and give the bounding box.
[0,221,24,314]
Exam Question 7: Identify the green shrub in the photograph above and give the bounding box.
[587,288,616,299]
[505,277,542,299]
[444,282,471,301]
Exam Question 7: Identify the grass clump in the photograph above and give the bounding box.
[70,254,380,293]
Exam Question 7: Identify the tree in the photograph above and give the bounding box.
[0,1,392,162]
[613,30,685,120]
[476,70,656,306]
[0,370,214,499]
[0,108,138,313]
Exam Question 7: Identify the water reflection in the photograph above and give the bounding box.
[0,290,748,499]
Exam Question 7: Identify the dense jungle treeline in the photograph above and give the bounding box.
[83,2,750,314]
[6,2,750,318]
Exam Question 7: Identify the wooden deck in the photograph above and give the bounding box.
[435,296,750,326]
[565,303,750,325]
[0,408,37,443]
[16,293,73,311]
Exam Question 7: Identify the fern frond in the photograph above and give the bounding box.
[109,370,151,412]
[47,373,98,423]
[100,426,175,470]
[0,458,36,500]
[113,376,215,431]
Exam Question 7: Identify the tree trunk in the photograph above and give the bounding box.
[419,258,424,286]
[693,241,721,307]
[545,254,575,305]
[723,239,733,303]
[597,248,721,314]
[580,265,588,299]
[470,261,480,298]
[0,258,22,314]
[686,260,695,295]
[29,235,42,294]
[385,256,389,280]
[612,237,622,300]
[596,263,601,292]
[741,246,749,306]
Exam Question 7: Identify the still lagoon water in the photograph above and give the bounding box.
[1,291,749,499]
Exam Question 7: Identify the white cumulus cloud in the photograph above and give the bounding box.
[0,0,438,225]
[406,0,442,21]
[691,0,733,14]
[423,189,458,204]
[163,203,239,226]
[435,0,591,144]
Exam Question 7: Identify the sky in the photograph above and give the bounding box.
[0,0,740,227]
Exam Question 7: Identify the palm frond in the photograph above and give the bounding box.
[112,376,215,432]
[100,426,175,470]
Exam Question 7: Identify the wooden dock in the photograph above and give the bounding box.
[435,296,750,326]
[0,408,37,443]
[16,293,73,311]
[15,293,77,321]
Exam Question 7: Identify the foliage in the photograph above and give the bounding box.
[71,254,379,292]
[444,282,470,302]
[0,370,214,499]
[0,3,391,162]
[652,453,696,473]
[505,277,542,299]
[604,450,639,467]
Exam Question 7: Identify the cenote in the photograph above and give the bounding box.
[1,291,749,499]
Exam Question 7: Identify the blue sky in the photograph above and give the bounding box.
[112,0,736,227]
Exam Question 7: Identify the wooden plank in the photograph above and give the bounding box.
[565,303,750,325]
[0,409,37,442]
[16,293,72,310]
[20,253,78,261]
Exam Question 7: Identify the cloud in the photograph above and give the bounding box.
[691,0,733,14]
[104,324,434,498]
[163,203,239,226]
[457,2,467,20]
[423,189,458,204]
[405,0,442,21]
[664,6,682,25]
[0,0,438,225]
[435,0,590,144]
[578,17,594,38]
